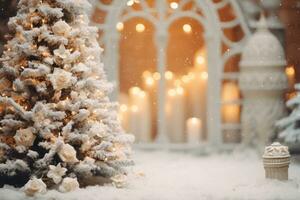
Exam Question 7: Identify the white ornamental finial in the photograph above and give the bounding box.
[256,13,268,31]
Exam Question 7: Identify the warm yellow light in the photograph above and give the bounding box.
[196,56,205,65]
[190,117,200,124]
[153,72,161,80]
[139,91,146,98]
[120,104,128,112]
[131,105,139,113]
[168,89,177,97]
[286,66,295,76]
[145,77,155,86]
[127,0,134,6]
[176,87,184,95]
[136,23,145,33]
[170,2,178,9]
[181,75,190,83]
[116,22,124,31]
[222,82,240,123]
[188,72,195,80]
[143,71,152,78]
[200,72,208,80]
[130,87,141,95]
[183,24,192,33]
[165,71,174,80]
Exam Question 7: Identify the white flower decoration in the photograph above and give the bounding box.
[58,144,78,163]
[111,174,128,188]
[54,45,80,64]
[59,177,79,193]
[52,20,71,36]
[23,177,47,197]
[47,163,67,184]
[48,68,75,90]
[14,128,36,147]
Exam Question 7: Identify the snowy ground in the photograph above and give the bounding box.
[1,149,300,200]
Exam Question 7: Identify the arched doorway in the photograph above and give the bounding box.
[91,0,251,146]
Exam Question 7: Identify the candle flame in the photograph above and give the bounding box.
[190,117,200,124]
[286,66,295,76]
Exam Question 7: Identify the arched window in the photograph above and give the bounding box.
[91,0,251,146]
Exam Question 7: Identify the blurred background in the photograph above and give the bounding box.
[1,0,300,147]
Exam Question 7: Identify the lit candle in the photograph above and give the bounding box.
[221,82,240,124]
[184,48,208,140]
[165,87,185,143]
[129,87,151,142]
[186,69,208,140]
[143,72,157,141]
[186,117,202,144]
[286,66,295,90]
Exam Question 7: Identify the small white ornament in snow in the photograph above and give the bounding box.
[262,142,290,180]
[13,128,36,148]
[58,143,79,163]
[59,177,80,193]
[47,163,67,184]
[23,177,47,197]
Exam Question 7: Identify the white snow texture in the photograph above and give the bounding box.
[0,149,300,200]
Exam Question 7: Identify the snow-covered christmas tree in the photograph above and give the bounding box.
[276,84,300,143]
[0,0,134,196]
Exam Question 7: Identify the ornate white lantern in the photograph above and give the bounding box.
[239,15,288,149]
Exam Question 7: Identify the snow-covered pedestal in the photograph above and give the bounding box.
[239,15,288,149]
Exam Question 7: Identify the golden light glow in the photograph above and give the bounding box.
[116,22,124,31]
[170,2,178,9]
[183,24,192,33]
[222,82,240,123]
[145,77,155,86]
[136,23,145,33]
[286,66,295,76]
[130,87,141,95]
[143,71,152,78]
[176,87,184,95]
[187,72,195,80]
[131,105,139,113]
[200,72,208,80]
[168,89,177,97]
[165,71,174,80]
[190,117,200,124]
[153,72,161,80]
[181,75,190,83]
[120,104,128,112]
[196,56,205,65]
[139,91,146,98]
[127,0,134,6]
